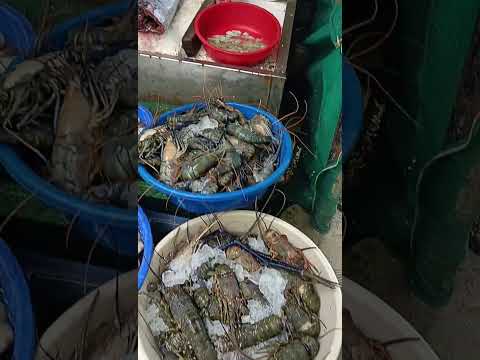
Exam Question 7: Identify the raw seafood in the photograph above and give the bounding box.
[138,99,280,194]
[138,0,181,34]
[208,30,267,53]
[140,224,332,360]
[0,12,137,208]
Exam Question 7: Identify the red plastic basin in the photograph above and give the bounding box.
[194,2,282,66]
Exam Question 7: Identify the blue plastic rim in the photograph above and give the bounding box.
[138,105,154,129]
[138,206,153,290]
[0,144,137,256]
[342,57,364,162]
[138,102,293,214]
[0,3,36,59]
[0,238,36,360]
[44,0,133,50]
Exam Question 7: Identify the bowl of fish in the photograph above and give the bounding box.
[36,270,137,360]
[343,277,440,360]
[194,2,282,66]
[138,210,342,360]
[138,100,293,214]
[0,238,36,360]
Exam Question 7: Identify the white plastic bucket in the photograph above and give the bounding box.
[343,277,440,360]
[36,270,136,359]
[138,210,342,360]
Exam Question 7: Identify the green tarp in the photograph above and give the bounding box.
[374,0,480,305]
[288,0,342,232]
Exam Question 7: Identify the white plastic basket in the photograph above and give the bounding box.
[343,277,440,360]
[36,271,136,360]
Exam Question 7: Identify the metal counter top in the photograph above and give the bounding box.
[138,0,296,114]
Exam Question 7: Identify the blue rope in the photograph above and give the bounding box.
[220,240,304,274]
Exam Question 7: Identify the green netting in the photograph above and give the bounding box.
[411,123,480,306]
[287,0,342,232]
[137,180,168,200]
[140,101,173,117]
[0,180,65,225]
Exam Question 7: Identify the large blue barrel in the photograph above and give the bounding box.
[342,58,364,162]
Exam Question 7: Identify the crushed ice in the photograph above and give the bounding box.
[248,236,269,254]
[259,268,287,316]
[161,250,192,287]
[205,319,230,337]
[162,245,226,287]
[241,299,274,324]
[144,302,168,336]
[185,115,218,135]
[162,244,260,287]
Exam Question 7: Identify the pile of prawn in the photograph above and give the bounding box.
[139,100,281,194]
[0,9,137,208]
[140,221,339,360]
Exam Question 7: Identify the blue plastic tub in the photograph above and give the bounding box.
[138,206,153,290]
[138,105,154,129]
[0,3,36,59]
[342,58,364,162]
[0,144,137,256]
[0,238,36,360]
[138,102,293,214]
[0,1,138,257]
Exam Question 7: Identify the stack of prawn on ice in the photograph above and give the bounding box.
[139,220,339,360]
